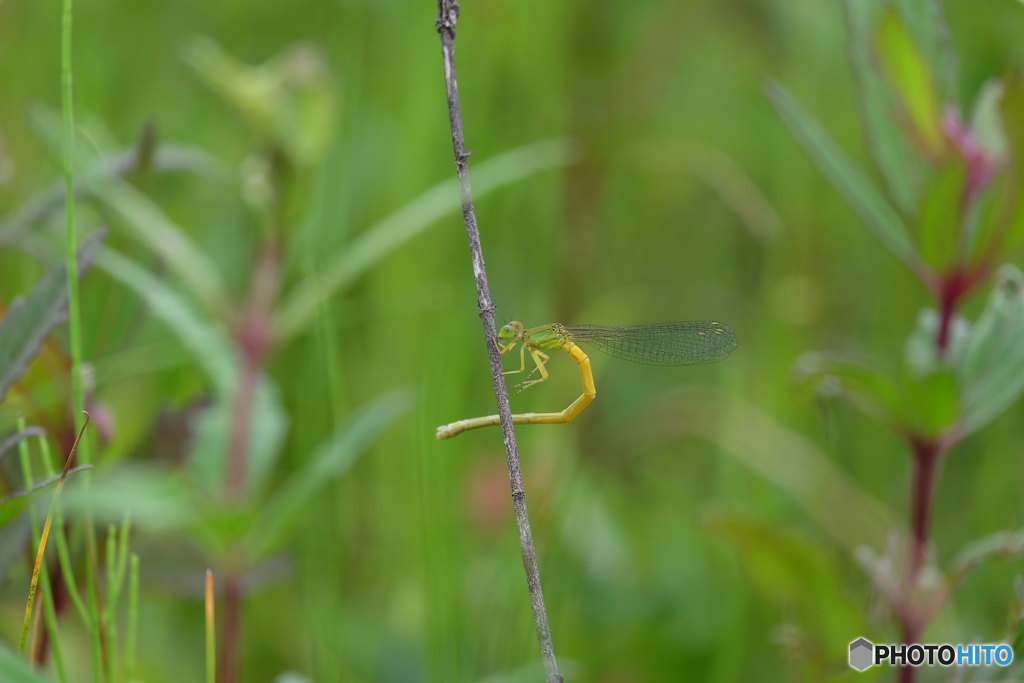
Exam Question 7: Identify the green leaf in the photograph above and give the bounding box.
[889,0,957,100]
[903,368,959,438]
[0,230,104,403]
[184,37,336,168]
[273,674,315,683]
[1001,71,1024,175]
[59,464,196,532]
[793,351,907,428]
[947,528,1024,592]
[842,0,917,216]
[971,79,1010,161]
[681,391,897,551]
[89,180,234,319]
[966,174,1010,267]
[247,387,412,560]
[903,307,968,376]
[874,8,945,158]
[0,427,45,465]
[273,138,580,343]
[1000,72,1024,249]
[93,247,234,394]
[0,644,57,683]
[959,265,1024,435]
[707,511,866,664]
[95,247,289,497]
[26,105,233,319]
[917,158,966,271]
[767,84,922,273]
[0,465,91,530]
[0,141,222,249]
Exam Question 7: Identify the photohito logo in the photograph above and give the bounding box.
[849,637,1013,671]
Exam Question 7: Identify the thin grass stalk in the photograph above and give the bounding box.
[18,416,89,661]
[126,554,139,682]
[434,2,560,680]
[40,566,68,683]
[39,436,90,627]
[22,425,69,683]
[103,525,117,683]
[205,569,216,683]
[17,441,41,657]
[60,1,105,679]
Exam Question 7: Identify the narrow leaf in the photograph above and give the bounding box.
[0,230,104,402]
[874,8,945,157]
[903,369,959,438]
[0,644,57,683]
[889,0,957,100]
[794,351,907,429]
[27,105,233,318]
[917,158,966,271]
[0,427,45,465]
[274,138,579,342]
[960,265,1024,435]
[248,387,412,559]
[842,0,917,215]
[93,247,234,394]
[767,84,922,274]
[1000,72,1024,249]
[0,141,223,248]
[0,465,91,530]
[676,390,897,551]
[947,528,1024,592]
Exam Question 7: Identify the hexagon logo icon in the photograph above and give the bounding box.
[849,637,874,671]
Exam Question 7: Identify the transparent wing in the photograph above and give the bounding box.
[563,321,737,366]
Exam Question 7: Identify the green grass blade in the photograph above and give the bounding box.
[273,138,579,343]
[126,553,139,682]
[767,83,924,276]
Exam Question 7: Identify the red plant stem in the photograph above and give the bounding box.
[225,241,279,498]
[898,437,942,683]
[908,439,939,583]
[936,290,955,353]
[898,622,920,683]
[934,266,968,353]
[225,354,260,499]
[221,239,280,682]
[217,578,242,683]
[935,266,988,353]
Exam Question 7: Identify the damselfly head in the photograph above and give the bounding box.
[498,321,524,341]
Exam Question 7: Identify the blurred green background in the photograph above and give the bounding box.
[2,1,1024,681]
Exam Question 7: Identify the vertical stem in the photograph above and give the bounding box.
[936,289,955,353]
[127,553,139,682]
[935,269,970,354]
[60,3,105,679]
[434,3,561,681]
[221,237,279,680]
[217,578,242,683]
[225,355,260,498]
[898,438,941,683]
[908,439,939,584]
[206,570,216,683]
[225,241,279,498]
